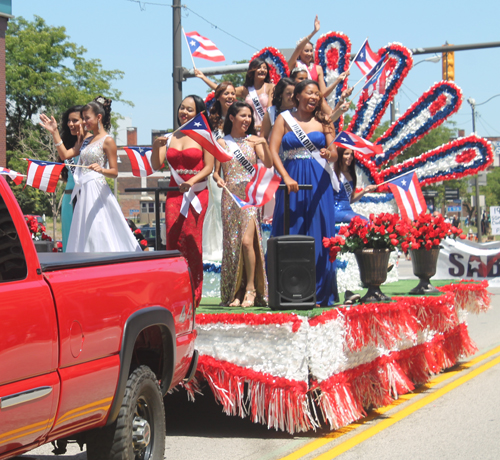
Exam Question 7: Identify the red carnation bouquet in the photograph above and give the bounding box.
[402,212,466,253]
[323,213,409,262]
[25,215,52,241]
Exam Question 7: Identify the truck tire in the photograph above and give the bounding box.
[87,365,166,460]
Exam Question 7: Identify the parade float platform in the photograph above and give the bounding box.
[186,280,491,434]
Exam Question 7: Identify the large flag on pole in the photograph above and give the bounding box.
[334,131,383,155]
[386,171,427,220]
[362,57,389,97]
[180,112,233,163]
[25,160,65,193]
[185,31,225,62]
[124,147,155,177]
[353,39,379,75]
[0,167,24,185]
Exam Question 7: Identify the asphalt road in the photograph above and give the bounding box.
[19,259,500,460]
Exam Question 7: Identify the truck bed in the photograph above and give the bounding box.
[38,250,182,272]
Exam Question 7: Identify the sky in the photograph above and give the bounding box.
[12,0,500,145]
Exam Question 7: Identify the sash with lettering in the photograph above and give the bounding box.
[281,110,339,191]
[223,135,256,175]
[340,173,353,201]
[248,87,266,124]
[165,136,207,217]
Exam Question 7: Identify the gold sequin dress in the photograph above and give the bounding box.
[220,136,268,306]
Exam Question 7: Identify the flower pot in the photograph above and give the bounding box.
[34,240,54,253]
[354,248,391,303]
[409,247,440,294]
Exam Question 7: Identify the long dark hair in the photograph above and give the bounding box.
[223,101,256,136]
[61,105,84,149]
[272,78,296,112]
[82,96,112,132]
[244,58,270,88]
[209,82,234,130]
[336,147,357,190]
[293,79,330,126]
[177,94,206,126]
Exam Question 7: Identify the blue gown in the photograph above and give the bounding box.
[271,131,338,306]
[334,179,368,223]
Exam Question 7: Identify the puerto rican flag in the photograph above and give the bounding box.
[228,163,281,209]
[124,147,155,177]
[354,39,379,76]
[185,31,225,62]
[180,113,233,163]
[386,171,427,221]
[25,159,65,193]
[362,57,389,97]
[0,167,24,185]
[334,131,383,155]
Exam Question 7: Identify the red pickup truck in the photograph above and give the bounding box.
[0,176,198,459]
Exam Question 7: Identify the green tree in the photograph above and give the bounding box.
[5,16,132,236]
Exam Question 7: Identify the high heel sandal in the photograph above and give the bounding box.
[242,289,256,308]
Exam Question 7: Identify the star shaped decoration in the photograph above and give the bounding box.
[194,122,202,128]
[401,179,407,186]
[190,40,196,46]
[470,259,481,270]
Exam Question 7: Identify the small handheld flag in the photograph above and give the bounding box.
[0,167,24,185]
[334,131,383,155]
[180,113,233,163]
[124,147,155,177]
[26,159,65,193]
[185,31,225,62]
[386,171,427,220]
[353,39,379,75]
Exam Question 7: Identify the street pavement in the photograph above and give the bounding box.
[20,258,500,460]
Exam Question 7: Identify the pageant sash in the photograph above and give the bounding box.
[340,173,353,201]
[167,163,207,218]
[281,110,339,191]
[248,86,266,123]
[223,135,256,175]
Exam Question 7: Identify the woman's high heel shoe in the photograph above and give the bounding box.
[242,289,256,308]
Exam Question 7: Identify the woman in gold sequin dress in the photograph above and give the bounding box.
[214,102,273,307]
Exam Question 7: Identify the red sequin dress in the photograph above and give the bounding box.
[166,147,208,308]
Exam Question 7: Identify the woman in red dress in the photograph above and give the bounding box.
[151,95,214,307]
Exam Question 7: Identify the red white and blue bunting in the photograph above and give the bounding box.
[250,47,290,84]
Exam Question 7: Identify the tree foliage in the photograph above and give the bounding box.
[5,16,132,223]
[209,60,248,94]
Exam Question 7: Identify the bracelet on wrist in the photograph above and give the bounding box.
[54,141,63,147]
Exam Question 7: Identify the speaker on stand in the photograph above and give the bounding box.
[267,184,316,310]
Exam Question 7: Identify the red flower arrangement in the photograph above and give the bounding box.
[25,216,52,241]
[402,212,466,253]
[323,213,409,262]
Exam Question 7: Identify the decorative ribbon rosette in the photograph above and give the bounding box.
[315,31,351,132]
[250,47,290,84]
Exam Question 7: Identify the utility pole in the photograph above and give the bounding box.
[468,98,482,242]
[172,0,183,129]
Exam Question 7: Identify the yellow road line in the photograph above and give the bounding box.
[279,344,500,460]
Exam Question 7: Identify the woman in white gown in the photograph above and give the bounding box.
[40,96,140,253]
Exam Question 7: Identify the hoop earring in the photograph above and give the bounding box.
[98,120,101,131]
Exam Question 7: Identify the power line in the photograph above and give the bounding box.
[126,1,259,51]
[182,5,259,51]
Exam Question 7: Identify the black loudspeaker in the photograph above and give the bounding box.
[267,235,316,310]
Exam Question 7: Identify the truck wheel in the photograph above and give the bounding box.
[87,365,166,460]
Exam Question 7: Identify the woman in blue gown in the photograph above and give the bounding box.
[334,147,377,223]
[269,80,339,306]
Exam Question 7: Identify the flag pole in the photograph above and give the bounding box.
[348,38,367,72]
[182,28,197,70]
[377,168,418,187]
[21,158,92,169]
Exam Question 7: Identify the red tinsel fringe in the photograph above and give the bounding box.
[196,355,313,433]
[196,312,303,332]
[438,280,491,314]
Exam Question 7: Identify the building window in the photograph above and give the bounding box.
[148,202,155,213]
[141,202,148,213]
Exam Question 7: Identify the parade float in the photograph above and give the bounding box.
[194,33,494,434]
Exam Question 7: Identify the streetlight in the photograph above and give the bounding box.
[467,93,500,241]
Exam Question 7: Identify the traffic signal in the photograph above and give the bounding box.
[442,45,455,81]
